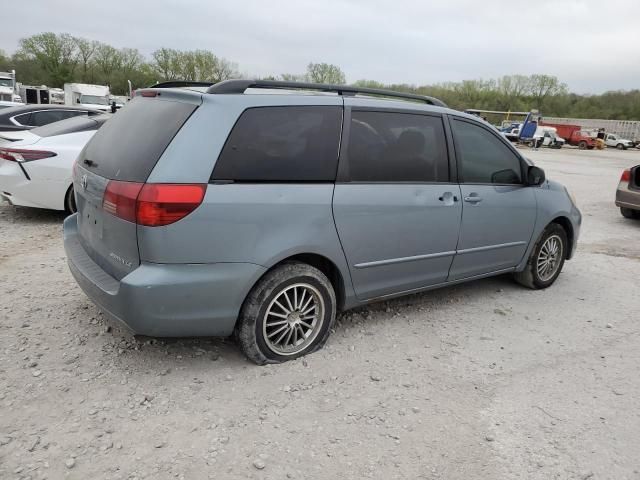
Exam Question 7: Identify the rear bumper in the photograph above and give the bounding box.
[0,159,67,210]
[615,184,640,210]
[63,214,267,337]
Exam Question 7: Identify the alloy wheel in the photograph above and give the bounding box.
[536,235,563,281]
[262,283,325,356]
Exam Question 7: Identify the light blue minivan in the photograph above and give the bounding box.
[64,80,581,364]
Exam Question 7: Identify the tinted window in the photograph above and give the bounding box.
[12,113,32,126]
[80,98,196,182]
[30,110,85,127]
[347,111,449,182]
[452,119,523,184]
[212,106,342,182]
[31,115,109,138]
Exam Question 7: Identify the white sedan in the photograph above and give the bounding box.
[0,115,109,213]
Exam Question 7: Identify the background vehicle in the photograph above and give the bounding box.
[540,122,596,149]
[501,124,521,142]
[0,104,102,132]
[0,100,25,110]
[0,71,21,103]
[63,80,581,364]
[604,133,634,150]
[0,114,109,213]
[533,126,564,148]
[64,83,111,112]
[615,165,640,219]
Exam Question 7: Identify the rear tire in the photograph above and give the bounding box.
[64,185,77,215]
[235,262,336,365]
[620,207,640,219]
[513,223,568,289]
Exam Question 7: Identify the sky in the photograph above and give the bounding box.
[2,0,639,94]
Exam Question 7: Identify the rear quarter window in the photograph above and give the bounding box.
[80,98,197,182]
[31,115,109,138]
[211,106,342,182]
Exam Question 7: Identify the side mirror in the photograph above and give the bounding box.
[527,165,546,186]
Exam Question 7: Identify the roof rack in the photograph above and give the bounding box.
[149,81,215,89]
[206,80,447,107]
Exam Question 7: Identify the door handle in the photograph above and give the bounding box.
[464,195,482,203]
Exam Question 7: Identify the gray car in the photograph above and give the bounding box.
[615,165,640,219]
[63,80,582,364]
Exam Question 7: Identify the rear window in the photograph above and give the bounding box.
[30,110,88,127]
[80,98,196,182]
[212,106,342,182]
[31,114,109,138]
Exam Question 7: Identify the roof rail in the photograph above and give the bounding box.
[149,81,215,89]
[206,80,447,107]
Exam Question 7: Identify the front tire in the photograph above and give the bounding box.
[235,262,336,364]
[578,141,587,150]
[513,223,568,289]
[620,207,640,219]
[616,143,626,150]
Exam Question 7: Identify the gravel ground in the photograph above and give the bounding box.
[1,147,639,480]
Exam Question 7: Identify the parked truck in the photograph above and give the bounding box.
[603,133,634,150]
[540,122,597,149]
[19,85,52,105]
[0,71,22,104]
[64,83,110,112]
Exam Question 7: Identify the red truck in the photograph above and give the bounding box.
[540,122,596,149]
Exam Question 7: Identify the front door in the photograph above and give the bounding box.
[448,117,537,280]
[333,107,462,300]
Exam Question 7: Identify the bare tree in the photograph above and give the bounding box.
[74,37,98,83]
[528,74,568,109]
[94,43,123,86]
[306,63,346,84]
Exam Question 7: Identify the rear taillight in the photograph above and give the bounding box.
[102,181,205,227]
[103,181,143,223]
[620,169,631,183]
[0,148,57,162]
[136,184,206,227]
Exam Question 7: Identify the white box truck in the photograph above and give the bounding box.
[64,83,111,112]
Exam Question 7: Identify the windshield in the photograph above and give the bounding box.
[80,95,108,106]
[0,78,13,88]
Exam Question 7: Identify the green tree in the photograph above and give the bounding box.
[18,32,78,86]
[0,49,8,70]
[306,63,345,84]
[152,48,182,80]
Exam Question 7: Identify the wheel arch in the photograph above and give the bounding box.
[550,216,574,259]
[268,253,347,311]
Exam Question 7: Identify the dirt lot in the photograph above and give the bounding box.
[1,147,639,480]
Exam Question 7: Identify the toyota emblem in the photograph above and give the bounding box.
[81,174,88,191]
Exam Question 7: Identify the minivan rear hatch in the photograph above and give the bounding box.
[74,94,199,280]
